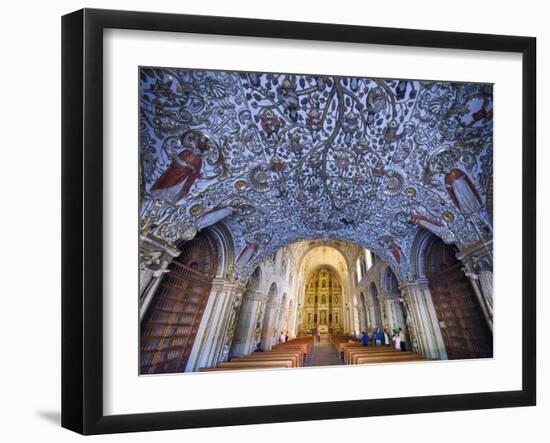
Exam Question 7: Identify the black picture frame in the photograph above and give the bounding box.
[61,8,536,435]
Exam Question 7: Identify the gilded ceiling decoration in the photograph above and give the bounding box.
[139,67,493,280]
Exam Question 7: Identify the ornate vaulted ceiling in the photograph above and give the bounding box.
[139,67,493,280]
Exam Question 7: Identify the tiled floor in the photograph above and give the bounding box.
[303,342,343,367]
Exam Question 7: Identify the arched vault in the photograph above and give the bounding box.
[139,68,493,280]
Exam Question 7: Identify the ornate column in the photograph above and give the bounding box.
[457,240,494,331]
[230,290,265,357]
[267,301,282,349]
[366,301,380,330]
[216,281,247,362]
[185,279,245,371]
[377,294,389,330]
[138,231,180,321]
[381,292,405,331]
[400,279,447,360]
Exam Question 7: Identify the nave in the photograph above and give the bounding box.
[200,334,424,372]
[138,69,494,374]
[140,235,492,374]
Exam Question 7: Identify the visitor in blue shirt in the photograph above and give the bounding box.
[361,331,369,346]
[375,328,383,346]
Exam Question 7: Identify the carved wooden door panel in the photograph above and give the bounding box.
[426,239,492,360]
[140,233,218,374]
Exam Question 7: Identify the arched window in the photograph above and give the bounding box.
[384,267,399,292]
[365,250,373,270]
[356,258,362,282]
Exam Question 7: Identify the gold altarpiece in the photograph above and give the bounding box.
[298,268,344,335]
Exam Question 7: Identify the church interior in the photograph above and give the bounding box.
[138,68,494,374]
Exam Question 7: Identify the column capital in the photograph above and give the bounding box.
[139,230,180,257]
[399,278,430,291]
[456,238,493,266]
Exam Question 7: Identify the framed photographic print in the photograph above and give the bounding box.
[61,8,536,435]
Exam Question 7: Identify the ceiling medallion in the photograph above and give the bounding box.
[179,225,198,241]
[442,211,455,222]
[189,204,204,216]
[248,165,270,191]
[404,187,417,197]
[234,180,249,192]
[383,170,404,196]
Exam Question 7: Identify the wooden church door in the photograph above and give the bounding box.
[140,232,218,374]
[425,238,492,360]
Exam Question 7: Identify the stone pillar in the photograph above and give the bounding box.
[185,279,245,371]
[359,306,367,334]
[367,302,381,330]
[261,301,281,351]
[230,290,265,357]
[381,292,405,331]
[457,241,494,332]
[138,232,180,321]
[377,294,388,330]
[400,279,447,360]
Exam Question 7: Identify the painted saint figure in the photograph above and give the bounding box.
[444,168,482,214]
[196,205,236,230]
[150,130,210,204]
[235,242,259,267]
[390,241,402,264]
[409,214,448,238]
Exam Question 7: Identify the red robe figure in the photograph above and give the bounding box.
[150,130,209,204]
[444,168,482,214]
[472,98,492,123]
[390,241,402,264]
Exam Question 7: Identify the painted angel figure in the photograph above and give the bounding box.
[409,214,447,238]
[444,168,482,214]
[149,130,210,204]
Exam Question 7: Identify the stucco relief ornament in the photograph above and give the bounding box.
[383,169,404,196]
[180,224,198,241]
[139,250,170,277]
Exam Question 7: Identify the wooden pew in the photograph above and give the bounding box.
[230,353,300,367]
[340,342,363,352]
[199,361,291,372]
[354,354,423,365]
[349,351,416,365]
[217,360,293,369]
[272,342,312,357]
[250,349,305,365]
[344,346,397,364]
[330,335,360,354]
[199,337,313,372]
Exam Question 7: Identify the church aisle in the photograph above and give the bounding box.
[304,342,343,367]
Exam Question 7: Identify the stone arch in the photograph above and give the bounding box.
[207,223,235,279]
[409,228,438,279]
[383,265,399,293]
[247,266,262,291]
